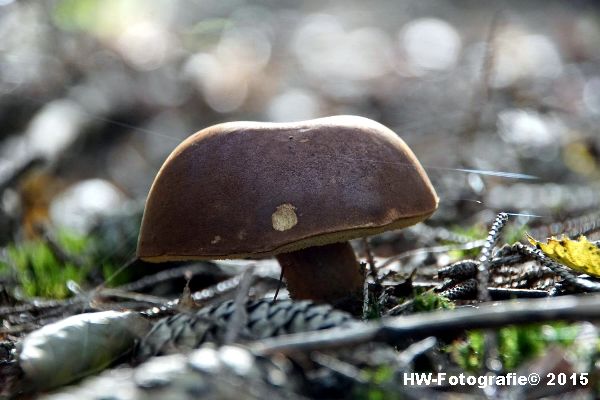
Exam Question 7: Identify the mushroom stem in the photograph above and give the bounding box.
[276,241,364,306]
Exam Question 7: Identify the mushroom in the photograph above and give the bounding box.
[137,116,438,311]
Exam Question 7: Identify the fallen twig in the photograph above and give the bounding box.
[362,237,381,286]
[91,288,170,307]
[113,261,225,292]
[224,266,255,344]
[252,293,600,355]
[272,267,284,302]
[396,336,437,369]
[311,352,366,384]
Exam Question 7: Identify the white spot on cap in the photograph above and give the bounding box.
[211,235,221,244]
[272,203,298,231]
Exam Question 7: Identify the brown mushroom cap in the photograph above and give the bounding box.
[138,115,438,262]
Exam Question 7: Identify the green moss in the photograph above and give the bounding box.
[0,228,135,299]
[504,224,530,245]
[57,229,90,254]
[453,330,485,371]
[4,237,89,299]
[412,291,454,312]
[449,225,488,240]
[354,366,401,400]
[446,225,487,259]
[499,325,545,370]
[451,323,580,373]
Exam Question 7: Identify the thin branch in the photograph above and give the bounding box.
[396,336,437,369]
[252,293,600,355]
[362,237,381,286]
[114,261,222,292]
[272,266,284,302]
[362,263,370,319]
[224,266,255,344]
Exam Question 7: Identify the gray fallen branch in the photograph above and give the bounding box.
[224,266,255,344]
[90,288,171,309]
[396,336,437,369]
[114,261,225,292]
[252,293,600,355]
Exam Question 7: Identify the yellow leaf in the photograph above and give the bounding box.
[526,234,600,277]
